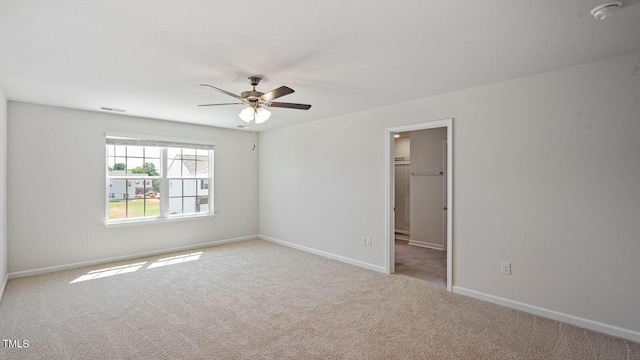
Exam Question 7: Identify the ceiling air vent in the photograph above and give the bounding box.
[100,106,127,113]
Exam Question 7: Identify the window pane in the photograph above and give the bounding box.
[196,149,208,156]
[183,197,196,214]
[169,198,182,215]
[127,199,145,219]
[145,180,160,199]
[125,180,144,218]
[107,144,115,156]
[184,179,196,196]
[127,145,144,157]
[198,179,209,195]
[182,157,196,177]
[144,189,157,199]
[182,148,195,156]
[107,157,116,174]
[145,198,160,217]
[109,179,127,200]
[127,157,144,175]
[145,146,160,158]
[197,196,209,213]
[169,179,182,197]
[168,148,181,160]
[113,157,127,173]
[167,159,182,177]
[145,159,161,176]
[124,180,135,199]
[108,180,127,219]
[195,160,209,178]
[195,153,209,161]
[126,180,138,200]
[115,145,127,156]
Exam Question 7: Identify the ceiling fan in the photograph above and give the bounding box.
[199,76,311,124]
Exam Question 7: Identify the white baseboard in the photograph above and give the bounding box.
[453,286,640,343]
[395,234,410,241]
[408,240,444,251]
[8,235,258,279]
[0,273,8,304]
[259,235,386,274]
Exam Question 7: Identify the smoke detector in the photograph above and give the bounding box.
[590,1,623,19]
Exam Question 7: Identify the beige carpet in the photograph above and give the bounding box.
[0,240,638,359]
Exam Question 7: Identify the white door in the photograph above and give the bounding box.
[408,128,447,250]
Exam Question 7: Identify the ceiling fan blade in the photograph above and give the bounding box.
[198,102,244,106]
[266,102,312,110]
[260,86,294,101]
[200,84,242,100]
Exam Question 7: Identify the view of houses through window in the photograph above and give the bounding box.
[106,136,213,222]
[167,148,210,215]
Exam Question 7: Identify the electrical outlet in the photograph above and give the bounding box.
[87,235,94,244]
[366,237,372,246]
[501,261,511,275]
[361,236,366,245]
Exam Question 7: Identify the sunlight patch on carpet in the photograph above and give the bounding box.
[70,262,148,283]
[147,252,202,269]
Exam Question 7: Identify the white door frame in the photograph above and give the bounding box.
[385,118,453,291]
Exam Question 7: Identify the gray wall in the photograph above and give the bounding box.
[259,51,640,333]
[7,102,259,273]
[0,86,7,295]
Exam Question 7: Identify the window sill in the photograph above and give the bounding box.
[104,213,215,228]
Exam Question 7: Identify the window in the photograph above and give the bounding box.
[106,134,214,223]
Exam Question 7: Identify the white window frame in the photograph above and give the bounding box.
[105,132,215,226]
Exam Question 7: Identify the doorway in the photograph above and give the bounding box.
[386,119,453,291]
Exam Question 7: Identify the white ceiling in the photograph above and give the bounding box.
[1,1,639,131]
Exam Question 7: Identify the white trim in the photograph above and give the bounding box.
[104,213,215,228]
[0,273,8,304]
[386,118,453,291]
[453,286,640,343]
[105,131,217,147]
[8,235,257,279]
[260,235,387,274]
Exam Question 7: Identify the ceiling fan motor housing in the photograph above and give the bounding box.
[243,76,264,102]
[241,90,264,102]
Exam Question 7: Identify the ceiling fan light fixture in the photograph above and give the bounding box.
[590,1,623,19]
[254,107,271,124]
[238,107,255,123]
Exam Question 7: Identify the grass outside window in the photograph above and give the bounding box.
[109,199,160,220]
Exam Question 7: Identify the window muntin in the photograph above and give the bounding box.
[106,136,214,223]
